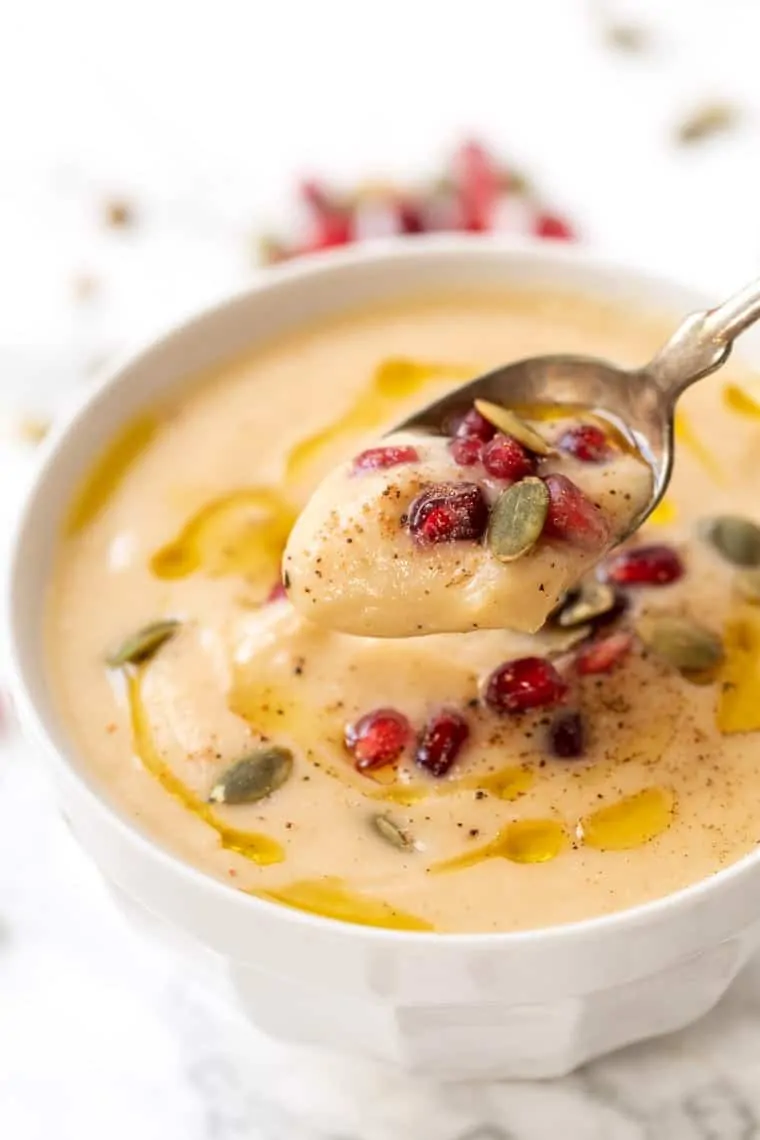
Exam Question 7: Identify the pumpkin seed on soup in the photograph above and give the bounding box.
[371,812,414,851]
[735,566,760,604]
[636,614,724,677]
[555,580,619,628]
[209,746,293,805]
[700,515,760,567]
[488,477,549,562]
[473,400,552,455]
[106,619,180,668]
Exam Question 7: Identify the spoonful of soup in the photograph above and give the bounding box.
[284,277,760,638]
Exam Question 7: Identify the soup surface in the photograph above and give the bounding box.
[48,288,760,933]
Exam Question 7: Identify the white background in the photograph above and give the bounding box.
[5,2,760,1137]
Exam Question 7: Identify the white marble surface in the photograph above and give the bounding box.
[6,1,760,1136]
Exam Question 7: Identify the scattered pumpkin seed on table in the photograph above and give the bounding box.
[209,746,293,805]
[488,477,549,562]
[106,619,180,668]
[636,614,724,677]
[473,400,552,455]
[699,515,760,567]
[371,813,414,851]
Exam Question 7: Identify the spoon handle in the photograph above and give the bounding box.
[645,276,760,400]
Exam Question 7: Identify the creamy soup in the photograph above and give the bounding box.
[285,414,652,637]
[48,290,760,934]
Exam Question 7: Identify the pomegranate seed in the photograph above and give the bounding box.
[548,710,585,758]
[416,710,470,777]
[452,407,497,442]
[407,483,489,544]
[397,196,425,233]
[557,424,611,463]
[449,436,484,466]
[543,473,611,551]
[484,656,568,715]
[345,708,411,771]
[266,579,288,603]
[353,445,419,473]
[575,631,633,676]
[604,544,684,587]
[300,179,352,248]
[454,140,500,232]
[482,433,537,481]
[534,211,575,241]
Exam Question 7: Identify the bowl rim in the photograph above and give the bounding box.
[7,231,757,948]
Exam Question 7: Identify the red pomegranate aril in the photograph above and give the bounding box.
[534,211,575,241]
[416,710,470,777]
[557,424,611,463]
[397,196,426,234]
[352,445,419,473]
[604,544,684,587]
[266,579,288,603]
[543,473,611,551]
[482,433,537,481]
[548,710,585,758]
[449,436,484,466]
[454,140,500,232]
[452,407,497,442]
[345,708,411,771]
[407,483,489,544]
[484,656,568,715]
[575,630,633,676]
[300,179,352,248]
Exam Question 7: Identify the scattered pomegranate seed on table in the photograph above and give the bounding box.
[533,211,576,241]
[352,445,419,473]
[543,473,612,551]
[482,433,537,481]
[484,656,568,714]
[416,710,470,777]
[257,140,577,264]
[575,630,633,676]
[345,708,412,771]
[557,424,612,463]
[604,544,684,586]
[407,483,489,544]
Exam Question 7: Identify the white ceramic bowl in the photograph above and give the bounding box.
[8,236,760,1081]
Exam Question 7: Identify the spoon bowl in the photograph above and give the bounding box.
[393,277,760,541]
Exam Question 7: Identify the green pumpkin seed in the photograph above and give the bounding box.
[637,614,724,677]
[209,746,293,805]
[371,813,414,851]
[474,399,552,455]
[488,477,549,562]
[735,567,760,604]
[555,580,619,628]
[106,619,180,668]
[541,623,593,656]
[700,515,760,567]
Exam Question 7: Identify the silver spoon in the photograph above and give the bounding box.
[394,277,760,539]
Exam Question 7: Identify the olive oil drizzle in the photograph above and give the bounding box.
[724,382,760,419]
[126,668,284,865]
[253,876,433,932]
[151,358,470,584]
[432,819,567,872]
[580,787,674,850]
[675,409,724,482]
[68,416,159,534]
